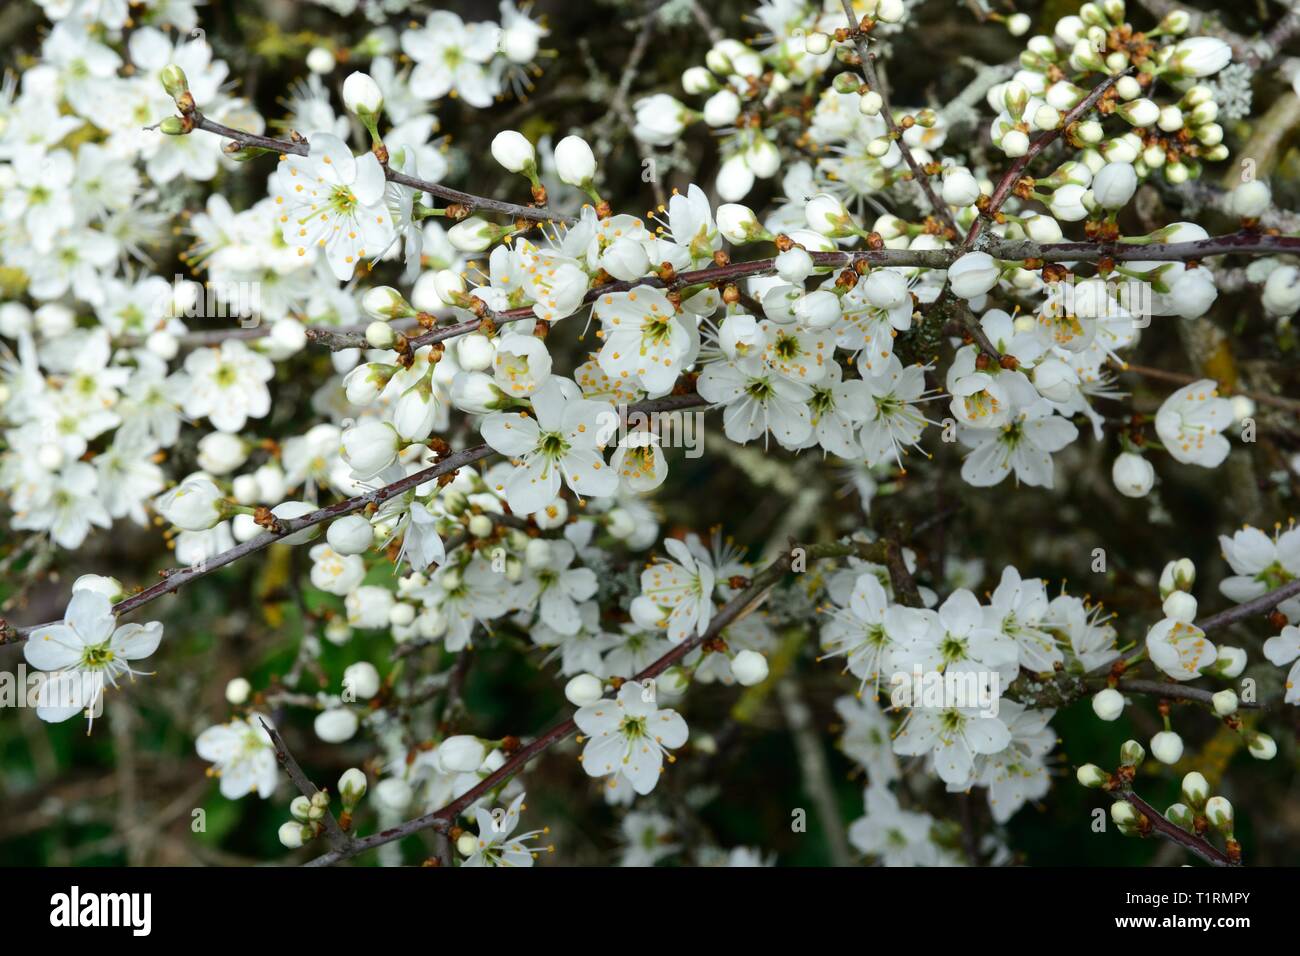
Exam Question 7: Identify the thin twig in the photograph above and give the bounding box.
[259,717,352,851]
[190,112,573,224]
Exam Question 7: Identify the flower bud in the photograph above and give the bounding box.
[947,251,1000,299]
[362,286,416,321]
[327,514,374,555]
[344,661,381,700]
[1210,645,1246,678]
[1112,451,1154,498]
[1228,180,1271,219]
[1150,730,1184,765]
[1161,591,1198,624]
[314,707,359,743]
[1204,795,1233,830]
[342,71,384,117]
[717,202,762,243]
[468,513,493,538]
[1168,37,1232,78]
[339,767,367,806]
[1180,770,1209,807]
[1120,738,1146,767]
[1110,800,1140,832]
[290,795,312,821]
[1211,689,1238,716]
[1247,732,1277,760]
[155,475,226,531]
[1165,802,1194,830]
[225,677,252,706]
[448,217,500,253]
[160,63,189,100]
[565,673,604,707]
[1092,687,1125,721]
[456,832,478,856]
[1076,763,1109,788]
[491,130,537,174]
[804,30,831,54]
[859,91,883,116]
[437,735,487,773]
[342,421,400,480]
[730,650,769,686]
[554,134,597,187]
[365,320,395,349]
[278,822,309,849]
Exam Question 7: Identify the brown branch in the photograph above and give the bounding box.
[1111,360,1300,416]
[1119,788,1236,867]
[1115,678,1261,710]
[6,394,708,644]
[303,538,875,866]
[839,0,958,236]
[190,112,572,224]
[259,717,352,851]
[1196,577,1300,633]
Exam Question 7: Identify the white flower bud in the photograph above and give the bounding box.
[1248,733,1277,760]
[197,432,248,476]
[947,252,1000,299]
[468,513,493,538]
[859,90,883,116]
[490,130,536,173]
[1212,645,1246,678]
[306,47,335,75]
[941,167,980,207]
[1091,161,1137,209]
[1117,98,1159,127]
[554,134,597,187]
[342,71,383,116]
[1110,800,1139,829]
[1150,730,1184,765]
[225,677,251,705]
[805,192,849,235]
[365,320,395,349]
[341,420,400,480]
[1006,13,1031,36]
[1000,129,1030,157]
[1161,591,1198,623]
[775,246,815,283]
[388,602,415,627]
[1211,689,1238,716]
[804,30,831,54]
[457,332,495,371]
[327,514,374,555]
[1076,763,1109,788]
[278,822,308,849]
[448,217,498,253]
[1169,37,1232,78]
[682,66,715,95]
[343,661,381,700]
[314,707,359,743]
[1112,451,1154,497]
[1181,771,1209,806]
[433,269,468,307]
[703,89,741,127]
[1204,795,1233,829]
[1229,180,1271,219]
[155,476,226,531]
[717,202,761,243]
[565,673,604,707]
[876,0,904,23]
[339,768,367,805]
[362,286,415,322]
[600,236,650,281]
[456,832,477,856]
[1092,687,1125,721]
[437,735,488,773]
[730,650,769,686]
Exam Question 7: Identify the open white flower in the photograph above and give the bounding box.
[1155,379,1233,467]
[631,537,716,643]
[462,792,550,867]
[1146,617,1217,681]
[180,340,275,433]
[574,680,689,795]
[594,285,693,394]
[480,377,619,514]
[24,589,164,727]
[195,713,279,799]
[271,132,395,281]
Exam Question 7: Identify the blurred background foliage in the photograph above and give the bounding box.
[1,0,1299,866]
